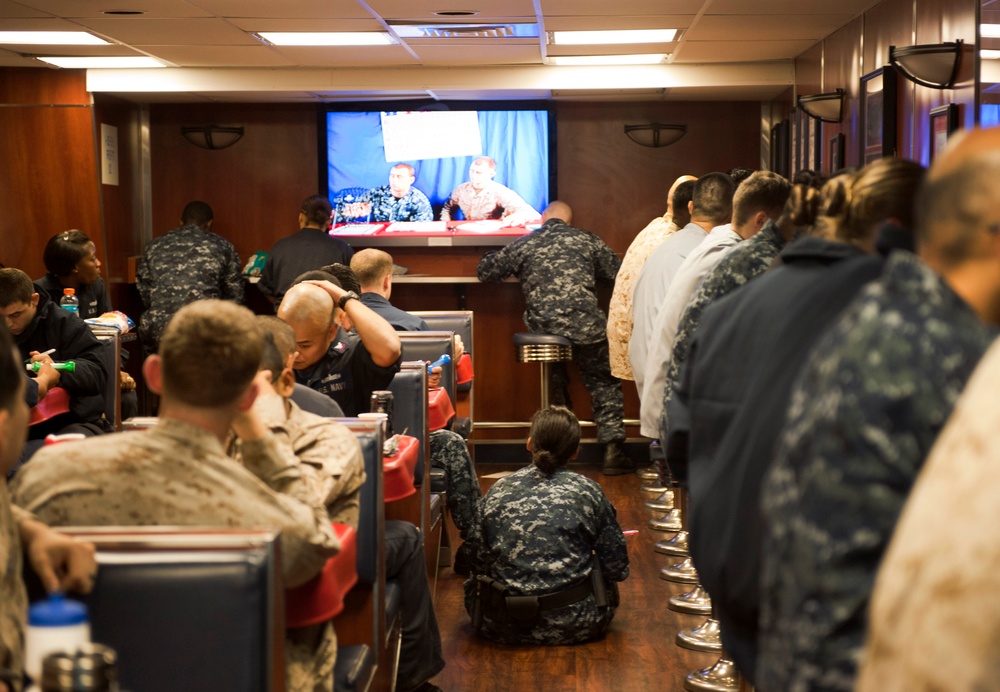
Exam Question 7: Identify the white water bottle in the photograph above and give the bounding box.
[59,289,79,316]
[24,594,91,684]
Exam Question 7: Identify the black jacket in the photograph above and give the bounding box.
[668,236,887,683]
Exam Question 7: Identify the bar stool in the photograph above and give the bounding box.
[513,333,573,409]
[668,583,713,615]
[684,652,741,692]
[676,603,723,653]
[660,488,699,583]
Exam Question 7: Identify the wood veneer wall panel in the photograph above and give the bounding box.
[823,17,865,169]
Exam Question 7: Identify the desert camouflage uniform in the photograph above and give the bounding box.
[463,465,629,644]
[429,429,481,537]
[365,185,433,222]
[658,220,786,446]
[11,418,340,692]
[477,219,625,442]
[136,224,244,350]
[441,180,539,223]
[758,251,994,692]
[607,215,679,380]
[0,491,29,692]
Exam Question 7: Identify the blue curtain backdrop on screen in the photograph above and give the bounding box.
[326,109,550,219]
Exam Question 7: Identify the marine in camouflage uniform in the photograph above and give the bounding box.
[0,493,30,692]
[657,219,788,456]
[463,464,629,644]
[476,217,625,444]
[365,184,433,222]
[758,251,994,692]
[136,223,244,351]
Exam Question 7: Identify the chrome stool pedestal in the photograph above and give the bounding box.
[683,655,740,692]
[668,583,712,615]
[655,530,688,556]
[649,508,683,532]
[513,333,573,409]
[660,556,699,583]
[677,617,723,652]
[645,489,675,514]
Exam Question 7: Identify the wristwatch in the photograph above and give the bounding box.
[338,291,360,310]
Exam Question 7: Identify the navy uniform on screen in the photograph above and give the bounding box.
[366,164,433,223]
[476,201,631,475]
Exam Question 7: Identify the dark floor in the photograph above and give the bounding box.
[428,458,717,691]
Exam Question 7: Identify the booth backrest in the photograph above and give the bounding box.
[90,328,121,431]
[388,362,429,484]
[52,527,282,692]
[411,312,473,357]
[398,331,456,405]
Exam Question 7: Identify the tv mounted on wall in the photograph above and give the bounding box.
[319,102,556,224]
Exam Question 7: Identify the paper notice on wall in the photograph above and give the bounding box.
[380,111,482,162]
[100,123,119,186]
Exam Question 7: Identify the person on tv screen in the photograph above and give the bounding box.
[441,156,540,227]
[365,164,433,223]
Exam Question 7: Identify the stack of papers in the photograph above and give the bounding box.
[331,224,383,235]
[385,221,449,233]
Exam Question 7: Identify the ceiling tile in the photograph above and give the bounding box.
[411,44,542,65]
[0,47,40,65]
[0,0,51,18]
[690,14,855,41]
[227,18,385,32]
[69,17,261,45]
[142,45,295,67]
[366,0,535,21]
[540,0,705,14]
[675,40,816,62]
[543,15,692,31]
[708,0,872,14]
[183,0,372,19]
[14,0,211,18]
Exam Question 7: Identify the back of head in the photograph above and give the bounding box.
[666,174,698,214]
[692,172,737,225]
[181,200,213,228]
[542,200,573,224]
[291,270,342,290]
[43,230,93,277]
[159,300,263,407]
[351,249,394,290]
[792,169,828,190]
[529,406,581,476]
[0,268,34,308]
[916,128,1000,269]
[320,263,361,295]
[836,158,924,245]
[300,195,334,228]
[732,171,792,228]
[728,167,756,188]
[0,324,19,413]
[672,180,696,228]
[257,315,296,380]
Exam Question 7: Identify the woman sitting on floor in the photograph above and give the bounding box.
[464,406,629,644]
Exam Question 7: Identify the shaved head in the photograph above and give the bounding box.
[542,200,573,224]
[278,283,335,329]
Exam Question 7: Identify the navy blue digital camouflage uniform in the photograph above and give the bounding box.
[476,219,625,443]
[136,223,244,351]
[463,464,629,644]
[365,185,433,222]
[660,220,787,465]
[758,251,995,692]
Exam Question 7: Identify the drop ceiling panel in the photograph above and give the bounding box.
[69,17,261,45]
[183,0,373,19]
[410,44,541,65]
[676,40,817,62]
[540,0,705,15]
[226,18,386,32]
[546,44,676,57]
[0,0,51,18]
[144,45,294,67]
[267,46,420,67]
[0,48,41,66]
[0,17,95,30]
[708,0,873,14]
[691,14,855,41]
[543,16,692,31]
[366,0,536,21]
[15,0,211,18]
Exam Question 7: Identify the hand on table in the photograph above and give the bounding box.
[20,519,97,595]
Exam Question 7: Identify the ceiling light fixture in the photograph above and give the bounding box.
[797,89,845,123]
[548,54,668,66]
[37,56,165,68]
[889,41,963,89]
[982,24,1000,38]
[550,29,677,46]
[982,49,1000,60]
[0,31,109,45]
[256,32,396,46]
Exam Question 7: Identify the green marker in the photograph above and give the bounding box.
[27,361,75,373]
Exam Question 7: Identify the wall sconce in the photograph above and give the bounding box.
[889,41,963,89]
[624,123,686,148]
[181,125,245,150]
[797,89,845,123]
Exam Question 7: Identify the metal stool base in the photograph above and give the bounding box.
[649,508,683,533]
[655,530,688,556]
[684,657,740,692]
[668,584,713,615]
[645,490,675,513]
[660,556,699,583]
[676,618,723,652]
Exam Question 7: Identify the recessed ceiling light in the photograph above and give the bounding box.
[982,49,1000,60]
[102,10,147,15]
[434,10,479,16]
[0,31,109,45]
[256,32,396,46]
[549,29,678,46]
[548,54,668,66]
[982,24,1000,38]
[37,56,165,68]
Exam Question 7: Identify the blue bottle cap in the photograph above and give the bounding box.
[28,594,88,626]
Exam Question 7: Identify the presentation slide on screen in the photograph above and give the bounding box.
[380,111,483,162]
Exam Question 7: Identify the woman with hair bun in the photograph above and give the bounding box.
[464,406,629,645]
[35,230,112,319]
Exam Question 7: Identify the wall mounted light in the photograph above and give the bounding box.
[624,123,686,148]
[889,41,963,89]
[181,125,245,150]
[797,89,845,123]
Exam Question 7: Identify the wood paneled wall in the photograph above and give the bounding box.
[777,0,977,171]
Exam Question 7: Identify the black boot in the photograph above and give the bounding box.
[602,440,634,476]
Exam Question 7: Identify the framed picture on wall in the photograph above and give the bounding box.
[929,103,959,163]
[829,133,845,173]
[860,66,898,163]
[770,119,790,178]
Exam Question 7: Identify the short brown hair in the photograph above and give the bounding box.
[257,315,296,362]
[0,269,35,308]
[300,195,333,228]
[159,300,263,407]
[732,171,792,228]
[350,249,393,289]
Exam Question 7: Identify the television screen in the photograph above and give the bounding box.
[321,104,553,224]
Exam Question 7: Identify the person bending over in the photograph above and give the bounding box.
[464,406,629,644]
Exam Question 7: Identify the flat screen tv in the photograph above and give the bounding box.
[320,102,555,223]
